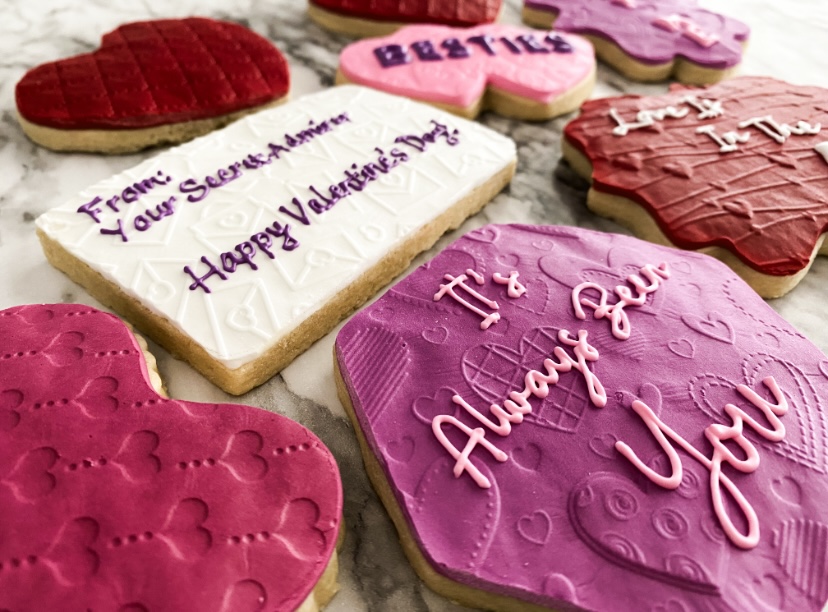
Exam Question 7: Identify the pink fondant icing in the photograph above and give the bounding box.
[335,224,828,611]
[524,0,748,68]
[338,24,595,108]
[0,304,342,611]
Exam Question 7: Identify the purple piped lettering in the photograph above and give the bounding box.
[100,218,128,242]
[279,198,311,226]
[144,197,176,222]
[184,256,227,294]
[105,195,121,213]
[265,222,299,251]
[546,33,573,53]
[268,143,291,159]
[374,44,411,68]
[78,197,103,223]
[467,34,497,55]
[179,178,209,203]
[133,215,152,232]
[517,34,550,53]
[441,38,470,59]
[500,36,522,54]
[221,242,258,274]
[411,40,443,61]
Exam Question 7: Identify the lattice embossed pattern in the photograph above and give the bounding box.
[15,18,290,129]
[0,304,341,611]
[310,0,501,26]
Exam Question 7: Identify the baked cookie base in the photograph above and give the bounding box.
[333,356,558,612]
[561,138,826,298]
[17,96,287,154]
[307,3,409,37]
[522,6,742,85]
[38,160,515,395]
[335,65,596,121]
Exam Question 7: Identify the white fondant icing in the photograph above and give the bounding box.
[36,86,516,370]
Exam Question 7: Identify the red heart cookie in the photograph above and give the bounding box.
[15,18,290,153]
[308,0,502,37]
[0,304,342,611]
[563,76,828,298]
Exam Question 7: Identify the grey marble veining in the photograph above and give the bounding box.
[1,1,827,610]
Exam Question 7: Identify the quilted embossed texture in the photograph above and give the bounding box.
[310,0,501,26]
[0,304,341,611]
[15,18,290,130]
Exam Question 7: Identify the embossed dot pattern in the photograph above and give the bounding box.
[336,224,828,611]
[0,304,342,611]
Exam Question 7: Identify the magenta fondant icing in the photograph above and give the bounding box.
[335,224,828,611]
[0,304,342,611]
[525,0,749,68]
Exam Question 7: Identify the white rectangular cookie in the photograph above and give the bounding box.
[36,85,517,394]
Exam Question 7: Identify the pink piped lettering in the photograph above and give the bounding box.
[433,329,606,487]
[434,270,500,329]
[616,376,788,549]
[572,262,669,340]
[432,415,508,488]
[493,270,527,298]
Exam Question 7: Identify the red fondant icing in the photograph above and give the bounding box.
[15,18,290,130]
[564,76,828,277]
[0,304,341,611]
[309,0,501,27]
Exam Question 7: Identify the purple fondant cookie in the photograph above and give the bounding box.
[522,0,749,84]
[334,224,828,611]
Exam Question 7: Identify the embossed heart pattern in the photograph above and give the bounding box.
[0,304,342,611]
[15,18,290,130]
[337,24,595,118]
[335,224,828,611]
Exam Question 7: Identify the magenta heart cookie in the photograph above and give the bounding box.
[0,304,342,611]
[337,24,595,119]
[335,224,828,611]
[522,0,749,84]
[15,18,290,153]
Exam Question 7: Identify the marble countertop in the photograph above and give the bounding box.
[1,1,826,610]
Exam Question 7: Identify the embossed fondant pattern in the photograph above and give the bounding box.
[335,224,828,611]
[16,18,290,129]
[35,86,516,385]
[523,0,748,69]
[563,77,828,287]
[0,304,342,611]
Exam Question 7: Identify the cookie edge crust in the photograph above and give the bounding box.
[560,137,826,298]
[521,5,745,85]
[37,158,516,395]
[332,351,560,612]
[308,2,503,38]
[335,62,596,121]
[17,96,288,155]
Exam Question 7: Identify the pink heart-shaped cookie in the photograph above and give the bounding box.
[15,18,290,152]
[0,304,341,611]
[338,24,595,119]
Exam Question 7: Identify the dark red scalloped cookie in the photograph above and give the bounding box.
[15,18,290,152]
